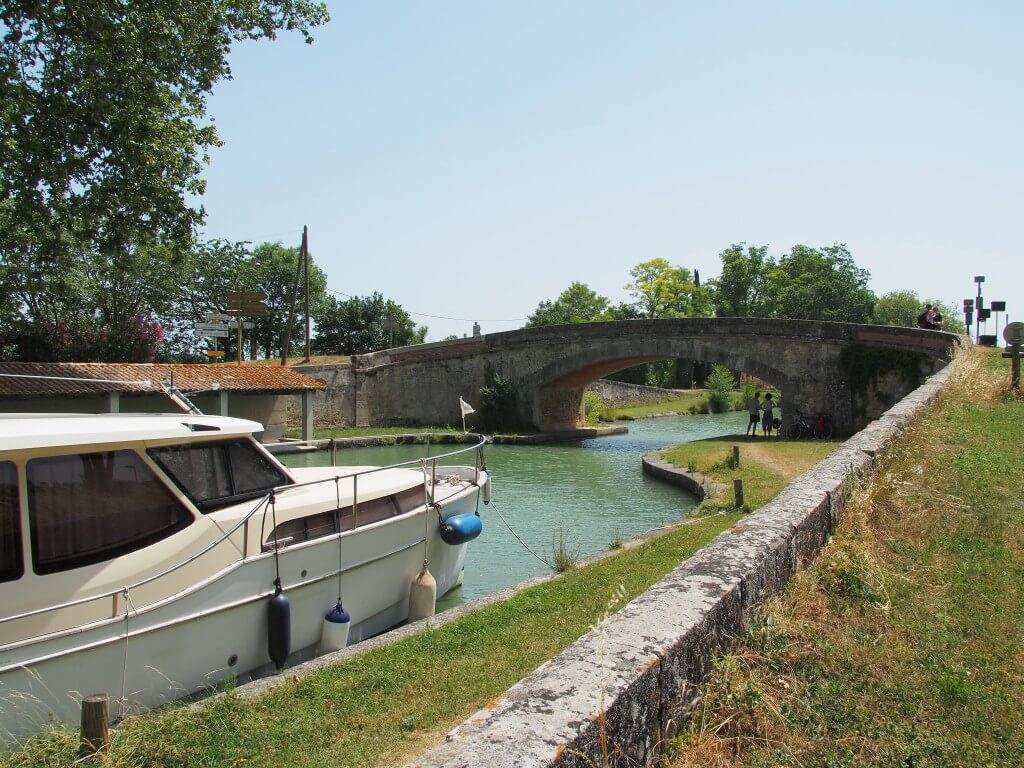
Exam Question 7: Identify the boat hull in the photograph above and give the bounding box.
[0,486,479,744]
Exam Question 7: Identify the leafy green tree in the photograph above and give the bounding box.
[313,293,426,355]
[1,0,328,261]
[872,290,922,328]
[625,259,713,318]
[706,244,776,317]
[873,290,965,335]
[705,364,737,413]
[526,282,610,327]
[248,242,327,358]
[771,245,876,322]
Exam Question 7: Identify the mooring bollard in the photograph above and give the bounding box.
[732,445,740,467]
[733,478,744,508]
[79,693,110,757]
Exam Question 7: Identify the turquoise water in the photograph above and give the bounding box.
[281,411,747,606]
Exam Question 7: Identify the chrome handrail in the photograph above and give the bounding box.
[0,433,487,628]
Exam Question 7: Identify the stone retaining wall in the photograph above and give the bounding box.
[585,380,688,409]
[407,365,953,768]
[640,454,726,500]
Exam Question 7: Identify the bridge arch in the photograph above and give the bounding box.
[351,318,957,435]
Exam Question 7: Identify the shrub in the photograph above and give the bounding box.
[706,364,737,413]
[583,391,606,423]
[477,367,523,432]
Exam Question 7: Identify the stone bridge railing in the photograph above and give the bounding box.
[349,319,957,434]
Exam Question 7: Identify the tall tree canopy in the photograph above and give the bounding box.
[873,290,966,335]
[707,244,775,317]
[525,282,610,327]
[314,293,427,355]
[772,245,875,322]
[625,259,713,318]
[1,0,328,258]
[706,243,876,323]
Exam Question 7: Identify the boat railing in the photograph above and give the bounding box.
[0,433,487,631]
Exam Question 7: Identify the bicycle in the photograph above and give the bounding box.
[787,409,833,439]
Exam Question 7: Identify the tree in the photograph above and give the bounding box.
[706,244,776,317]
[525,282,610,327]
[1,1,329,261]
[872,290,922,328]
[771,244,876,323]
[625,259,712,319]
[705,364,737,413]
[174,240,327,360]
[313,293,427,355]
[873,290,966,335]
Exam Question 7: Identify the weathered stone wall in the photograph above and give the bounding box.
[351,320,956,436]
[585,379,686,409]
[286,363,355,427]
[405,364,953,768]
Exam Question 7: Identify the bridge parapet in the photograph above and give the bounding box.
[351,320,958,434]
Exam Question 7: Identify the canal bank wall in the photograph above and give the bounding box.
[406,365,954,768]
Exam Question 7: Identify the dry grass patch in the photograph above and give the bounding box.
[667,345,1024,768]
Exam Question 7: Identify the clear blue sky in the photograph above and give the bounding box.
[197,2,1023,342]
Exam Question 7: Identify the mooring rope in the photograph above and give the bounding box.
[487,498,553,569]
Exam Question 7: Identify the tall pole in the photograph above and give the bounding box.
[281,228,305,366]
[303,225,311,362]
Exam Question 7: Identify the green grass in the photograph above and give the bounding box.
[2,513,745,768]
[603,391,711,420]
[660,435,839,512]
[668,346,1024,767]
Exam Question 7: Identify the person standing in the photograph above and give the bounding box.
[745,391,761,435]
[761,393,775,437]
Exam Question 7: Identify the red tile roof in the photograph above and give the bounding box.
[0,362,326,397]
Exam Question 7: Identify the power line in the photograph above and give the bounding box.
[325,288,527,323]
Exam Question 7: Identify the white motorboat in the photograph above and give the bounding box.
[0,414,489,744]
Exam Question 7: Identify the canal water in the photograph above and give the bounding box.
[281,411,747,608]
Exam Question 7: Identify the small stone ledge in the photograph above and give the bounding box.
[640,454,727,500]
[406,364,956,768]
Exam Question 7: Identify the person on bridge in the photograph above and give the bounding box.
[746,392,762,435]
[917,304,939,329]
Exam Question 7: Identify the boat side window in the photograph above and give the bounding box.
[149,440,289,512]
[27,451,193,575]
[0,462,22,583]
[262,495,407,550]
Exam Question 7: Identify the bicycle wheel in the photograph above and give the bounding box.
[787,421,804,439]
[815,422,833,440]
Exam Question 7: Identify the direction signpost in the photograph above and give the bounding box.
[225,291,269,362]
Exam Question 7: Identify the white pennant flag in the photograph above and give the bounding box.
[459,396,475,416]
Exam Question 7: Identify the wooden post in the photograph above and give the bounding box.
[733,478,744,508]
[79,694,110,757]
[732,445,740,467]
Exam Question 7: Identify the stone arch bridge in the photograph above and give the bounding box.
[349,319,958,435]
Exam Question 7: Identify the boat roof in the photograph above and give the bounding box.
[0,413,265,453]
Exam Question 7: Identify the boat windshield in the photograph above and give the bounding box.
[0,461,20,582]
[149,439,289,512]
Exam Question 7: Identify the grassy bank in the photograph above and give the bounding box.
[659,435,839,513]
[3,513,743,768]
[668,346,1024,767]
[2,421,852,767]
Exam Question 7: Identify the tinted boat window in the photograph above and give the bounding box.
[150,440,289,512]
[0,462,22,582]
[27,451,192,575]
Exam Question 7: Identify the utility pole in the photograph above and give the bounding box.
[303,226,311,362]
[281,226,306,366]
